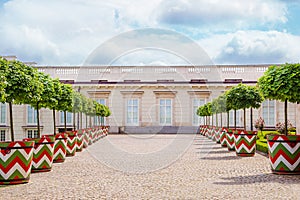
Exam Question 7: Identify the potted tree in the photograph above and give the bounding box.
[224,90,236,151]
[53,83,74,161]
[258,63,300,174]
[228,84,263,157]
[24,72,56,172]
[72,92,84,152]
[0,59,35,185]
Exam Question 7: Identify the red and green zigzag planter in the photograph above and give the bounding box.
[220,128,228,147]
[226,132,235,151]
[66,132,77,157]
[24,135,55,173]
[53,133,68,163]
[214,128,221,143]
[83,131,89,148]
[234,130,257,157]
[0,141,34,185]
[76,133,84,152]
[267,135,300,174]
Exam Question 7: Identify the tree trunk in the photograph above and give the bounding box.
[227,111,229,128]
[80,112,83,129]
[220,112,223,128]
[212,115,214,127]
[250,107,253,131]
[53,109,56,135]
[77,112,80,130]
[9,102,14,142]
[216,113,218,127]
[234,109,237,130]
[89,116,92,128]
[285,99,288,135]
[64,110,67,132]
[37,102,41,138]
[243,108,246,130]
[73,112,76,131]
[86,114,88,129]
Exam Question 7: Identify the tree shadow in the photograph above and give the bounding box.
[200,155,241,160]
[213,173,300,185]
[195,146,223,150]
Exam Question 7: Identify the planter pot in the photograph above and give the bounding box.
[24,135,55,173]
[234,130,257,157]
[88,130,93,145]
[214,128,221,144]
[0,141,34,185]
[226,131,235,151]
[83,130,89,148]
[211,127,216,141]
[76,131,84,152]
[66,131,77,157]
[53,133,68,163]
[220,128,228,147]
[267,135,300,175]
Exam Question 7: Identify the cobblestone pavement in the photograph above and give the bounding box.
[1,134,300,200]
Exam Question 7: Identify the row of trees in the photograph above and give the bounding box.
[197,83,263,131]
[198,63,300,135]
[0,57,111,141]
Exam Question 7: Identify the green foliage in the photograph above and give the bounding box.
[197,102,212,117]
[72,91,83,113]
[226,83,263,110]
[44,78,61,110]
[56,83,73,112]
[5,60,43,104]
[85,98,96,116]
[256,140,268,154]
[0,58,8,103]
[258,63,300,103]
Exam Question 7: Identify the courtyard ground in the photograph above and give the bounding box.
[0,134,299,199]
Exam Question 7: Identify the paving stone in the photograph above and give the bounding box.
[0,134,299,199]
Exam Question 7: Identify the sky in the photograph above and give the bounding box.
[0,0,300,66]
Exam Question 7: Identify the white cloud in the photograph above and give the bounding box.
[156,0,287,28]
[199,30,300,64]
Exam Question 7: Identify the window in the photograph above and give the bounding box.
[94,99,106,125]
[160,99,172,125]
[27,130,38,138]
[229,110,242,127]
[0,103,6,124]
[0,130,5,141]
[126,99,139,126]
[60,111,73,125]
[262,100,275,126]
[193,99,205,126]
[27,105,37,124]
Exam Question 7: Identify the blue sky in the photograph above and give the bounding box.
[0,0,300,65]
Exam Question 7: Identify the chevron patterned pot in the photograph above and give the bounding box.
[76,132,84,152]
[24,135,55,173]
[234,130,257,157]
[66,131,77,157]
[267,135,300,175]
[0,141,34,185]
[220,128,228,147]
[226,131,235,151]
[83,130,89,148]
[214,128,221,144]
[88,129,93,145]
[211,127,216,141]
[53,133,68,163]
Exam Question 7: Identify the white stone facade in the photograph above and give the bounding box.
[0,64,299,140]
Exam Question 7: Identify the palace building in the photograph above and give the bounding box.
[0,55,299,140]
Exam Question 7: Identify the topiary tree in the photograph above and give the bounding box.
[217,94,227,128]
[226,83,263,130]
[211,98,220,127]
[72,91,83,130]
[56,83,74,132]
[3,60,43,141]
[258,63,300,135]
[43,78,62,135]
